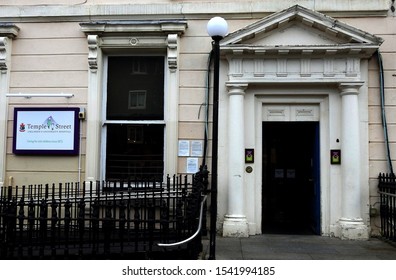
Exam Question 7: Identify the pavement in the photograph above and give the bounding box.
[200,234,396,260]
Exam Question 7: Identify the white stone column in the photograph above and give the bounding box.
[338,82,368,240]
[223,83,249,237]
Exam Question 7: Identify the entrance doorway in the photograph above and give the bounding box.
[262,122,320,235]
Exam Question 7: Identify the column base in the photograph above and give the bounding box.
[336,218,369,240]
[222,215,249,237]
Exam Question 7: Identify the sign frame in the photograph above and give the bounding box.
[13,107,80,155]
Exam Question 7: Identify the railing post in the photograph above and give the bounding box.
[17,186,26,259]
[78,198,86,257]
[39,198,48,258]
[50,198,58,258]
[5,194,17,258]
[160,200,169,244]
[147,200,155,253]
[27,197,35,258]
[119,192,126,257]
[91,198,99,257]
[64,198,71,258]
[103,199,113,256]
[133,199,141,252]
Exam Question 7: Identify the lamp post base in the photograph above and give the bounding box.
[222,215,249,237]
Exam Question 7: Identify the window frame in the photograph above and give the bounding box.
[101,54,167,181]
[81,21,186,182]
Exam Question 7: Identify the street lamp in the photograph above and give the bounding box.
[207,16,228,260]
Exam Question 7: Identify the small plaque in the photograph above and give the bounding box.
[331,150,341,164]
[245,149,254,163]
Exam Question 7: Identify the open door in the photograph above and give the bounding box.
[262,122,320,234]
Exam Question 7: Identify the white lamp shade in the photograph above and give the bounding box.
[207,16,228,38]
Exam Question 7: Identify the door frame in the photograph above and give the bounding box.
[261,121,321,234]
[250,91,332,236]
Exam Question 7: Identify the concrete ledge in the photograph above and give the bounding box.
[0,1,390,22]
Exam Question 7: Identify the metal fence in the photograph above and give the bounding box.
[0,168,208,260]
[378,173,396,242]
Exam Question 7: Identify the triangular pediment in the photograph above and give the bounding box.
[221,5,383,56]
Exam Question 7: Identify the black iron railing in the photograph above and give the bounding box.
[378,173,396,242]
[0,168,208,260]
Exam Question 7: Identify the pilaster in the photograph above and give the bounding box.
[165,34,179,176]
[0,24,19,188]
[0,37,10,188]
[85,35,102,182]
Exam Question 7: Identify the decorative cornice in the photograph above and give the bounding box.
[82,22,184,73]
[0,23,19,38]
[222,45,379,58]
[225,56,364,84]
[80,20,187,36]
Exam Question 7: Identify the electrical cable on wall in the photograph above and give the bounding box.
[377,51,394,174]
[202,49,214,167]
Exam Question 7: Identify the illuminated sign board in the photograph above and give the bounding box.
[13,108,80,155]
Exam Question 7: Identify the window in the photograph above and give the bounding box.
[104,56,165,181]
[128,90,146,109]
[131,59,148,74]
[82,22,186,182]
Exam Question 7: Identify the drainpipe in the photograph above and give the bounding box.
[377,51,394,174]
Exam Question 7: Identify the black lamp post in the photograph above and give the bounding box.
[207,16,228,260]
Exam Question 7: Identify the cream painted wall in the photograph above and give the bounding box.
[6,22,87,186]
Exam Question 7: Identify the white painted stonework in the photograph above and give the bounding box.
[0,24,19,188]
[217,5,383,239]
[222,83,249,237]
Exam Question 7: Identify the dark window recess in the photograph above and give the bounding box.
[105,56,165,181]
[106,124,164,181]
[107,56,164,121]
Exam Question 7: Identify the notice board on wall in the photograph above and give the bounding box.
[13,108,80,155]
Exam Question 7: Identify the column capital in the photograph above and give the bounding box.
[338,82,364,96]
[226,82,248,95]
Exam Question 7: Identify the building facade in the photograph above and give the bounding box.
[0,0,395,240]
